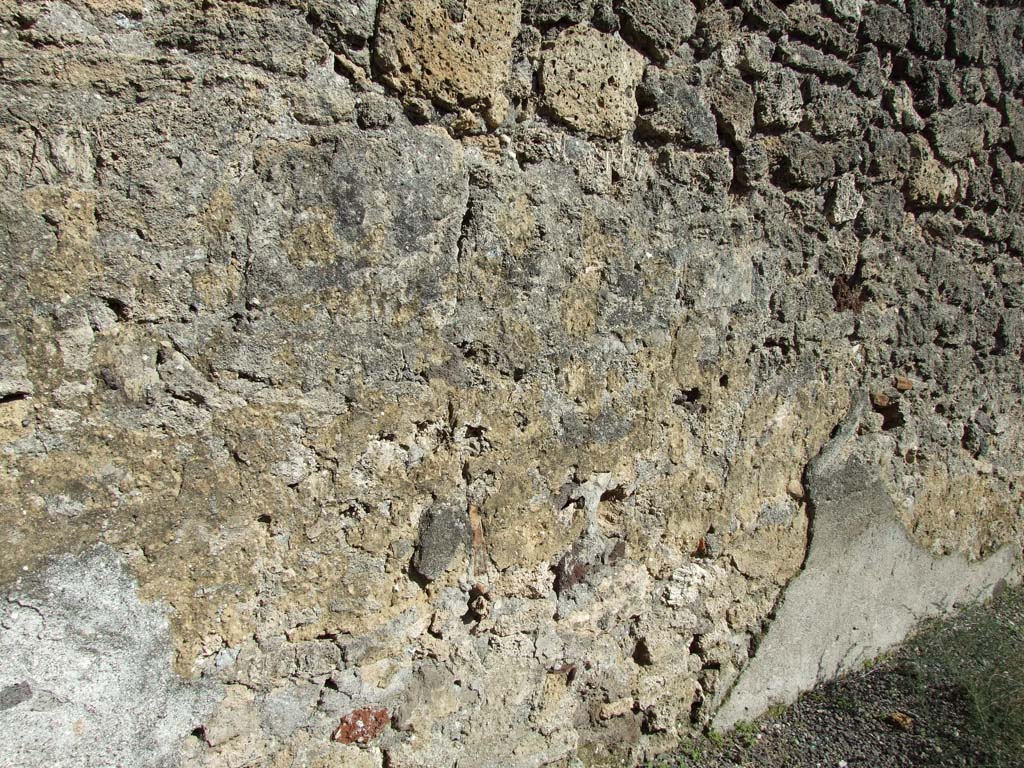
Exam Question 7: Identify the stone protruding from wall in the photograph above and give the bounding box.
[541,26,646,137]
[373,0,521,124]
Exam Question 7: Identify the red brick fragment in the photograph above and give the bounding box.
[894,374,913,391]
[332,706,389,745]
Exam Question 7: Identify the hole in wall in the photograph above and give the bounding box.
[632,639,654,666]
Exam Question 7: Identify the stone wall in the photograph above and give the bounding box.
[0,0,1022,766]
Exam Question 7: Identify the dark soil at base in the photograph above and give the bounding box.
[657,582,1024,768]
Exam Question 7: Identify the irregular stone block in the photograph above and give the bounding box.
[909,0,948,56]
[858,183,905,234]
[988,8,1023,88]
[693,242,754,308]
[861,3,911,49]
[867,127,911,181]
[735,137,771,187]
[787,1,858,56]
[703,60,755,142]
[740,0,791,33]
[824,0,864,21]
[852,46,887,97]
[1002,95,1024,160]
[541,26,645,138]
[779,133,836,188]
[412,502,472,581]
[885,81,926,131]
[0,327,33,399]
[737,33,774,78]
[828,173,864,225]
[617,0,697,62]
[522,0,592,27]
[373,0,521,117]
[928,103,1001,164]
[262,681,322,740]
[696,3,743,51]
[755,67,803,130]
[777,37,855,79]
[636,68,718,147]
[656,147,734,210]
[950,0,989,64]
[201,685,258,748]
[804,83,866,138]
[907,134,959,208]
[0,682,32,712]
[306,0,379,60]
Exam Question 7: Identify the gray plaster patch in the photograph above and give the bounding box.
[0,545,220,768]
[714,400,1019,730]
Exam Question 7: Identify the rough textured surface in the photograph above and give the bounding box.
[0,0,1022,766]
[374,0,520,123]
[542,26,645,137]
[617,0,696,62]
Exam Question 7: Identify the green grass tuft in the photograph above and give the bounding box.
[909,582,1024,768]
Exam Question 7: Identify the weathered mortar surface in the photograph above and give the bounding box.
[0,545,219,768]
[0,0,1021,766]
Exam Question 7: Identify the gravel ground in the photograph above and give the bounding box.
[655,582,1024,768]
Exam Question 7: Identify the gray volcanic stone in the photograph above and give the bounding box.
[618,0,697,61]
[737,33,775,78]
[909,0,948,56]
[1001,95,1024,159]
[755,68,803,130]
[825,0,865,21]
[412,503,473,581]
[950,0,989,64]
[742,0,792,33]
[702,58,756,142]
[777,37,856,78]
[780,133,837,188]
[637,68,719,147]
[852,47,887,97]
[858,183,907,234]
[787,1,859,57]
[828,173,864,225]
[908,135,959,207]
[861,3,911,49]
[804,83,867,138]
[868,128,912,181]
[522,0,593,27]
[657,147,734,209]
[928,104,1001,164]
